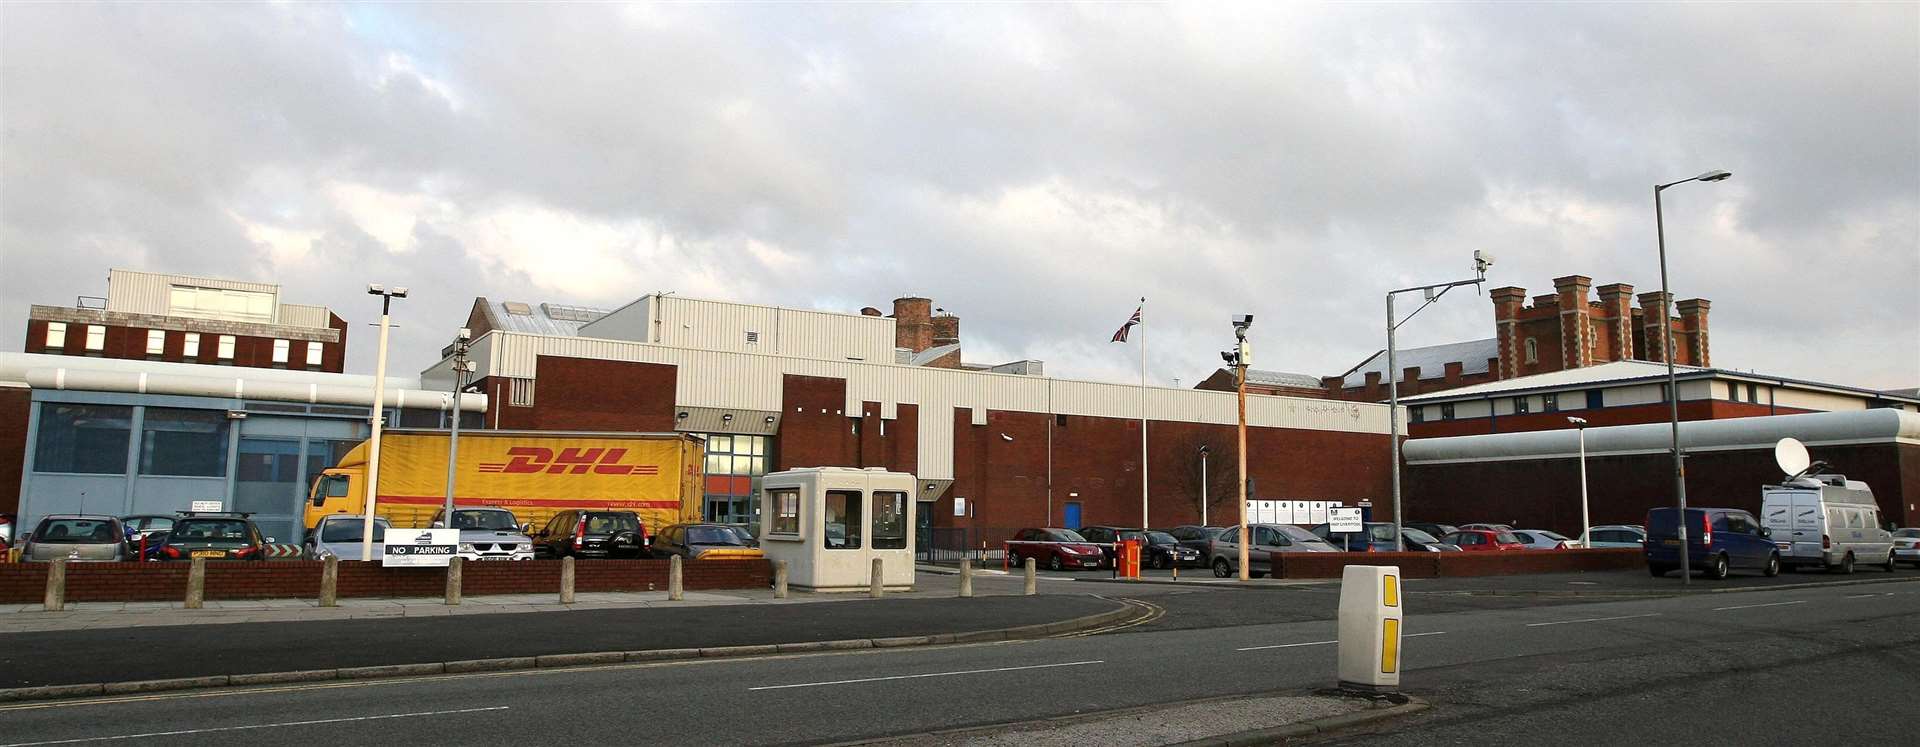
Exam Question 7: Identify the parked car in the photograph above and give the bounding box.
[1585,525,1647,548]
[652,523,766,560]
[1209,524,1339,578]
[307,515,390,560]
[121,514,177,558]
[1440,529,1527,552]
[530,509,650,559]
[1308,522,1400,552]
[1646,507,1785,579]
[1077,526,1201,569]
[20,515,127,562]
[1402,527,1460,552]
[157,514,272,561]
[1404,522,1458,540]
[1005,528,1104,571]
[429,507,535,561]
[1892,529,1920,567]
[1167,525,1227,560]
[1511,529,1577,550]
[0,513,16,547]
[722,523,760,548]
[1459,523,1514,532]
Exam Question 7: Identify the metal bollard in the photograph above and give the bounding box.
[444,557,463,606]
[773,560,789,599]
[560,556,576,604]
[185,558,206,609]
[1172,561,1180,582]
[44,558,67,612]
[1024,557,1038,595]
[319,555,339,607]
[869,557,884,598]
[959,559,974,598]
[668,554,684,601]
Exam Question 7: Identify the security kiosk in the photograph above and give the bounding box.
[758,467,916,592]
[1337,564,1403,692]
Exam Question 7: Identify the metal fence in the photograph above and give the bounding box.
[920,527,1023,564]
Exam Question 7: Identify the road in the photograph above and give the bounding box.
[1,576,1915,745]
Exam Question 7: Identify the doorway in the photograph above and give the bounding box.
[1063,501,1082,530]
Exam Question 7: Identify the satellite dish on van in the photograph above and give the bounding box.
[1774,438,1811,478]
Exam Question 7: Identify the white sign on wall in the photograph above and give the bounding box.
[1309,501,1329,525]
[383,528,458,567]
[954,497,967,517]
[1290,501,1310,524]
[189,500,223,512]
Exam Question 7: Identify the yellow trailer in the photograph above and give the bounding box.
[304,430,704,533]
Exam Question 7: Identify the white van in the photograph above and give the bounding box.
[1760,474,1897,573]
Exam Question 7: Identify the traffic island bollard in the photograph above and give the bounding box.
[773,560,789,599]
[668,555,684,601]
[1024,557,1037,595]
[869,558,884,598]
[43,559,67,612]
[559,556,576,604]
[185,558,206,609]
[958,559,974,598]
[319,556,339,607]
[444,557,463,606]
[1337,564,1403,694]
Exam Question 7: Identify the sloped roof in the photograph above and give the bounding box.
[1245,369,1325,389]
[480,300,609,336]
[1398,360,1705,402]
[1341,338,1497,387]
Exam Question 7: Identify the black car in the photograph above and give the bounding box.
[157,513,272,561]
[1404,522,1458,540]
[651,523,759,559]
[1167,525,1227,561]
[1077,526,1202,569]
[530,510,650,559]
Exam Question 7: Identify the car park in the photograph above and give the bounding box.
[1209,524,1339,578]
[430,507,535,561]
[20,515,127,562]
[121,514,177,559]
[1308,522,1400,552]
[1512,529,1577,550]
[1402,527,1460,552]
[307,515,390,560]
[530,510,650,559]
[1167,525,1226,560]
[1585,525,1646,548]
[651,523,766,560]
[1892,529,1920,566]
[157,514,272,561]
[1006,528,1104,571]
[1441,528,1527,552]
[1078,526,1201,569]
[1645,507,1783,579]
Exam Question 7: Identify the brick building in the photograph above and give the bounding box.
[23,269,349,373]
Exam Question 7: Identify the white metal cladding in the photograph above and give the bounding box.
[475,331,1394,480]
[106,268,279,315]
[276,304,331,329]
[775,305,895,362]
[1404,408,1920,465]
[575,296,651,342]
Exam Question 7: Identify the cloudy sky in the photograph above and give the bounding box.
[3,3,1915,390]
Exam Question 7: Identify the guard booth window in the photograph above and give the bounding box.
[770,489,800,534]
[872,491,907,549]
[824,490,862,549]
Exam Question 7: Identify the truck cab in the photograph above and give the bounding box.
[305,470,361,533]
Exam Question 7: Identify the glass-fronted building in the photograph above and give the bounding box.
[700,433,769,525]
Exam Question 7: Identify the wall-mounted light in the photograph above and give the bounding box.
[722,413,734,422]
[225,410,248,420]
[676,411,689,420]
[1000,433,1013,442]
[764,415,776,424]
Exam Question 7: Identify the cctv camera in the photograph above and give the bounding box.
[455,327,472,343]
[1232,314,1253,329]
[1474,250,1496,274]
[1221,350,1237,364]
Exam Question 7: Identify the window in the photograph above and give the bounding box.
[1409,406,1424,424]
[306,342,323,367]
[1746,384,1758,404]
[217,335,236,360]
[146,330,166,356]
[872,491,907,549]
[824,490,862,549]
[85,325,105,351]
[168,285,273,322]
[1513,397,1531,414]
[745,331,760,344]
[509,378,535,407]
[1056,414,1068,428]
[183,332,201,357]
[1543,393,1559,413]
[139,408,230,477]
[1659,384,1671,403]
[1523,337,1538,364]
[272,339,289,364]
[33,403,132,474]
[771,489,800,534]
[44,321,67,348]
[1440,403,1455,421]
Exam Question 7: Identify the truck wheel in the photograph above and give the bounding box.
[1706,554,1730,580]
[1213,558,1233,578]
[1763,553,1781,577]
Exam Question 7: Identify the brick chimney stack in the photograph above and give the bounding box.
[1677,298,1711,367]
[1490,286,1528,378]
[1595,283,1635,362]
[891,297,933,353]
[1553,275,1593,369]
[1637,291,1674,362]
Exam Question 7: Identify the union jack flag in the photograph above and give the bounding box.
[1111,305,1142,343]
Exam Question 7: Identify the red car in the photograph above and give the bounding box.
[1006,528,1105,571]
[1441,529,1529,551]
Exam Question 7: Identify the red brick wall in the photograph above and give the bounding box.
[23,319,341,372]
[0,387,29,514]
[0,559,772,604]
[775,374,856,470]
[1270,548,1642,579]
[495,356,678,431]
[1408,400,1815,438]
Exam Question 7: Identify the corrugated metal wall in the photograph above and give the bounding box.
[106,269,278,316]
[276,304,331,329]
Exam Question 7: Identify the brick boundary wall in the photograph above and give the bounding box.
[0,559,773,604]
[1272,548,1643,579]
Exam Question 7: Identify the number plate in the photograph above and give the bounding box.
[479,556,514,560]
[191,550,225,558]
[1662,539,1681,546]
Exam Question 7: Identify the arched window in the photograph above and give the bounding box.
[1523,337,1539,364]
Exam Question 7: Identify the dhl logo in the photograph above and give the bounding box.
[478,447,662,476]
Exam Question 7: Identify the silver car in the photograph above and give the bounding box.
[307,515,390,560]
[430,507,535,561]
[1208,524,1339,578]
[1586,525,1647,548]
[22,515,127,562]
[1892,528,1920,567]
[1512,529,1577,550]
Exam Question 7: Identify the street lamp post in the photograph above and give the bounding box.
[361,284,408,562]
[1386,252,1495,549]
[1654,168,1731,585]
[441,329,474,525]
[1568,416,1590,547]
[1198,445,1209,526]
[1222,316,1253,581]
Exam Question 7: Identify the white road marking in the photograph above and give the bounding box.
[1525,613,1662,627]
[748,660,1104,691]
[1712,600,1806,612]
[0,706,509,747]
[1236,631,1443,652]
[1845,592,1896,599]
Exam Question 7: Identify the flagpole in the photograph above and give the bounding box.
[1139,296,1149,529]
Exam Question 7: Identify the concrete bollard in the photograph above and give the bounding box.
[560,556,576,604]
[668,554,684,601]
[773,560,789,599]
[444,556,463,606]
[43,559,67,612]
[958,559,974,598]
[1024,557,1038,596]
[185,558,206,609]
[869,557,884,598]
[319,555,339,607]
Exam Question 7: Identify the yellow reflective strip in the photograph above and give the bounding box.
[1382,574,1399,608]
[1381,618,1401,674]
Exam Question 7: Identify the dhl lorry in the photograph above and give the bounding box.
[304,430,704,534]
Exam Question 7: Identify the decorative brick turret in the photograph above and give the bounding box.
[1595,283,1635,362]
[1677,298,1710,367]
[1553,275,1593,370]
[1637,291,1675,363]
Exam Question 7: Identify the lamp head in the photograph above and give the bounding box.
[1567,416,1588,427]
[1696,169,1732,182]
[391,287,409,298]
[367,283,384,295]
